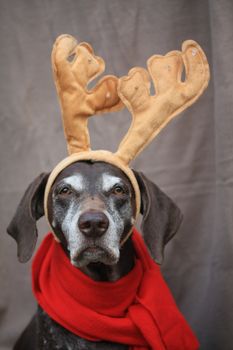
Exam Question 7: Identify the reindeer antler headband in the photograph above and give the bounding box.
[44,34,210,224]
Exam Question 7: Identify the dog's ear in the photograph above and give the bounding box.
[133,170,183,265]
[7,173,49,263]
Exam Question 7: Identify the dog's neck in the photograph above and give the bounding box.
[79,238,135,282]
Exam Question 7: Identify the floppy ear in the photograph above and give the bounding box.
[133,170,183,264]
[7,173,49,263]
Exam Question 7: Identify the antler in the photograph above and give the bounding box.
[52,34,123,154]
[116,40,210,164]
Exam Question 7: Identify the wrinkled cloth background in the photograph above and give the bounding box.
[0,0,233,349]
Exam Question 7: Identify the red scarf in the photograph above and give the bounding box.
[32,229,199,349]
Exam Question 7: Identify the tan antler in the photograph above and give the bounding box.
[52,34,123,155]
[116,40,210,164]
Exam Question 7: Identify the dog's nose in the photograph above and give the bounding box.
[78,211,109,238]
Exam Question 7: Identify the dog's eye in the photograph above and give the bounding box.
[112,185,125,195]
[58,186,72,195]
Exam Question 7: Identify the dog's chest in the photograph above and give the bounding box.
[37,307,128,350]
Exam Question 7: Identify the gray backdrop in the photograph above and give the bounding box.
[0,0,233,349]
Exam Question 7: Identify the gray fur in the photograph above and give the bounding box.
[52,172,132,267]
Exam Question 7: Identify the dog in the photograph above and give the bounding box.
[7,160,182,350]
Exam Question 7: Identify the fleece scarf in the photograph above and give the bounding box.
[32,229,199,350]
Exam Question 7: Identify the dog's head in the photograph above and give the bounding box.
[7,161,182,266]
[47,161,136,267]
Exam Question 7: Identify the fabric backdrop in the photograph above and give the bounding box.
[0,1,233,349]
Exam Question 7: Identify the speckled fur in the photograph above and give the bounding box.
[15,306,128,350]
[37,306,128,350]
